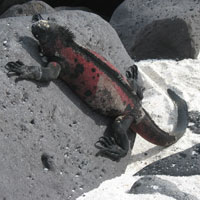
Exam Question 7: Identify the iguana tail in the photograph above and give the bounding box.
[130,89,188,146]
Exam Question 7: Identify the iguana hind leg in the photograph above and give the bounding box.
[6,60,61,81]
[95,109,142,161]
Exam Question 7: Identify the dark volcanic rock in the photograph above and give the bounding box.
[0,0,29,16]
[188,110,200,134]
[54,6,92,13]
[130,18,195,61]
[0,11,134,200]
[41,0,124,20]
[0,0,125,20]
[130,176,198,200]
[110,0,200,60]
[135,144,200,176]
[0,1,55,19]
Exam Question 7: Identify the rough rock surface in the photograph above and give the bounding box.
[135,144,200,176]
[77,174,200,200]
[54,6,92,13]
[130,176,198,200]
[0,1,55,19]
[0,11,135,200]
[110,0,200,60]
[40,0,124,20]
[188,110,200,134]
[0,0,124,20]
[0,0,29,15]
[128,18,195,61]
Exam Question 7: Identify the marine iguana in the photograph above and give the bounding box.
[5,16,188,161]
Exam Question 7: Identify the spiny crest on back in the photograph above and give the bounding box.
[57,25,75,43]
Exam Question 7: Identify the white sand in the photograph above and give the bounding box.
[77,58,200,199]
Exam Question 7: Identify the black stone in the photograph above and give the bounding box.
[0,0,125,20]
[135,144,200,176]
[129,176,198,200]
[131,18,195,61]
[40,0,124,20]
[41,153,55,171]
[188,110,200,134]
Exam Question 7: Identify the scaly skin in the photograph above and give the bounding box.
[6,17,188,161]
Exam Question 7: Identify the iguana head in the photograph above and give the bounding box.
[32,20,75,44]
[32,20,75,56]
[32,20,58,46]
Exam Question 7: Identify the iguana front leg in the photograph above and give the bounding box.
[6,60,61,81]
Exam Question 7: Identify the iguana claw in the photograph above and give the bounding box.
[95,136,115,149]
[126,64,138,80]
[95,136,127,160]
[5,60,41,80]
[6,60,25,74]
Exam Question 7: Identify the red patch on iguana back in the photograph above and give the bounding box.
[87,49,130,85]
[55,39,134,115]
